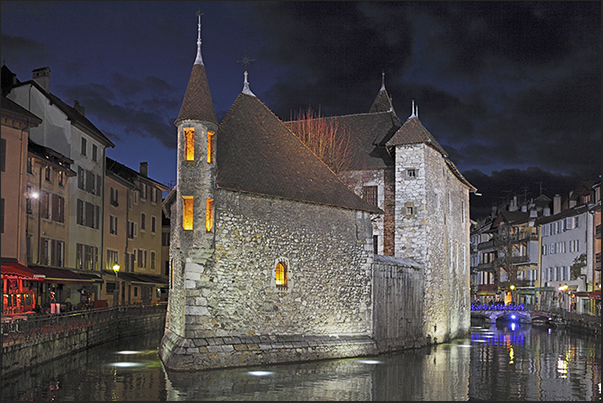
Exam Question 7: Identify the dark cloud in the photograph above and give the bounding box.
[57,82,177,149]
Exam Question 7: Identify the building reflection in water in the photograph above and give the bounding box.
[1,326,600,401]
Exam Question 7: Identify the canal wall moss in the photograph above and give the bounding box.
[1,306,166,377]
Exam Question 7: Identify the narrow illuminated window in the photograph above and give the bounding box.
[182,196,193,230]
[207,130,215,163]
[275,261,288,289]
[205,198,214,232]
[184,128,195,161]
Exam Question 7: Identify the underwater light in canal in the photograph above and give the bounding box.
[116,350,140,355]
[357,360,382,364]
[248,371,274,376]
[109,362,144,368]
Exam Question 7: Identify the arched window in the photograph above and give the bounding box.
[275,260,288,289]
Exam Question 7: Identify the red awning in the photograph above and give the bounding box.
[589,290,601,299]
[27,266,95,284]
[1,261,46,280]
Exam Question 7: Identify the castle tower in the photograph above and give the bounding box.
[169,12,218,338]
[386,101,474,344]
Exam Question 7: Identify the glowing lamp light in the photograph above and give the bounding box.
[558,284,569,292]
[112,264,120,274]
[31,191,39,199]
[248,371,274,376]
[510,285,515,290]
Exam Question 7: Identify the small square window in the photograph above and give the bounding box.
[406,169,416,178]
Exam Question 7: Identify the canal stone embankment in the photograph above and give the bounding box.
[1,305,166,377]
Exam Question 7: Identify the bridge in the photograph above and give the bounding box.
[470,304,555,324]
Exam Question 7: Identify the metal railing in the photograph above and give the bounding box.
[1,303,166,346]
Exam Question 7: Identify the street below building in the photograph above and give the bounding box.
[1,321,600,401]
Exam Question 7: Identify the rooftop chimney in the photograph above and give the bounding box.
[32,66,50,92]
[553,194,561,215]
[73,99,85,116]
[140,161,148,177]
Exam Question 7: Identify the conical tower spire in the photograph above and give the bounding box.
[369,71,395,114]
[194,10,204,65]
[175,11,217,126]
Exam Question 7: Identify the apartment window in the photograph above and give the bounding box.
[134,191,139,204]
[151,187,157,203]
[151,216,156,233]
[183,196,193,230]
[141,183,147,200]
[107,250,119,270]
[110,187,119,206]
[207,130,215,163]
[92,144,98,162]
[275,259,288,289]
[41,238,51,265]
[53,240,65,267]
[162,232,170,247]
[41,191,50,219]
[184,128,194,161]
[406,206,414,215]
[110,215,118,235]
[27,157,33,174]
[138,249,147,268]
[206,198,214,232]
[77,199,99,229]
[373,235,378,255]
[81,137,87,156]
[150,251,156,270]
[0,138,5,172]
[44,166,51,182]
[52,194,65,223]
[128,221,137,239]
[362,186,378,207]
[58,171,65,188]
[140,212,146,231]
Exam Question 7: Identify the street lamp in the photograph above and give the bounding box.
[112,264,120,307]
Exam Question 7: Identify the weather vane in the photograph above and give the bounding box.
[237,52,255,68]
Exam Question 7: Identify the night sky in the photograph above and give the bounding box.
[1,1,600,219]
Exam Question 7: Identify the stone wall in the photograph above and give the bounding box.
[339,167,396,256]
[161,189,377,370]
[394,144,471,345]
[2,307,166,377]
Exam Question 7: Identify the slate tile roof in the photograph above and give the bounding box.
[175,63,217,126]
[216,93,382,214]
[386,115,448,157]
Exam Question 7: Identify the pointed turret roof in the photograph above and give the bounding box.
[174,13,217,126]
[386,102,448,157]
[368,72,395,114]
[216,93,381,213]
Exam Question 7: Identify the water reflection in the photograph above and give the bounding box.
[1,324,600,401]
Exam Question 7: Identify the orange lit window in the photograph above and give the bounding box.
[275,261,288,288]
[182,196,193,230]
[207,130,215,163]
[206,198,214,232]
[184,128,194,161]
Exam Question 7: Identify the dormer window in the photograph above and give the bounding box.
[184,128,195,161]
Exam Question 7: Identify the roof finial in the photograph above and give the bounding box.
[237,53,256,96]
[381,71,385,90]
[194,10,204,65]
[410,100,416,118]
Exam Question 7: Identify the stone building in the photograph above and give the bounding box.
[160,16,474,370]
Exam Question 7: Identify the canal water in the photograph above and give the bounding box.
[1,322,600,401]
